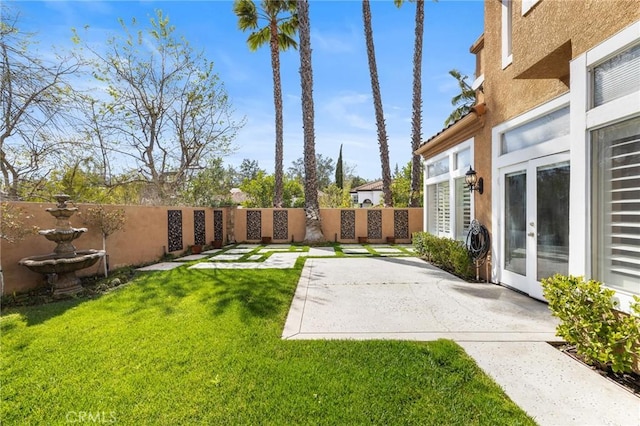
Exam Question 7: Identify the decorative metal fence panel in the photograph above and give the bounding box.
[168,210,183,252]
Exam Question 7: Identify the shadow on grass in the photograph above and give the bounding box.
[99,261,304,322]
[3,297,88,327]
[199,269,296,320]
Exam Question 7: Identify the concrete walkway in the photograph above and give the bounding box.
[283,256,640,426]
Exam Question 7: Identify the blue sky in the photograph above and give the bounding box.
[11,0,484,181]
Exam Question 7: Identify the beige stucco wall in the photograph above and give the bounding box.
[475,0,639,243]
[484,0,640,125]
[2,203,423,295]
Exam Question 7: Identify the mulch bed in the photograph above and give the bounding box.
[549,342,640,397]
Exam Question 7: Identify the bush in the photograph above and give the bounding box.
[412,232,474,280]
[541,274,640,373]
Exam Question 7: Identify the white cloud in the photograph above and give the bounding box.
[312,28,357,54]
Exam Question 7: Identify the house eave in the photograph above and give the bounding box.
[414,103,486,158]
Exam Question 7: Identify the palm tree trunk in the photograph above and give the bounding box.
[297,0,325,243]
[409,0,424,207]
[270,20,284,208]
[363,0,393,207]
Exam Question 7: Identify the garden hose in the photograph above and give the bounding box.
[466,219,490,266]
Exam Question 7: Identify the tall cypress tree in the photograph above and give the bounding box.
[335,144,344,189]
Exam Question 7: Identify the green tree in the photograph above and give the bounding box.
[240,171,273,208]
[76,10,241,204]
[234,0,297,208]
[180,158,235,206]
[335,144,344,189]
[240,171,303,208]
[394,0,425,207]
[362,0,393,207]
[238,158,264,182]
[444,69,476,126]
[287,153,334,189]
[391,161,422,207]
[297,0,324,243]
[82,205,126,277]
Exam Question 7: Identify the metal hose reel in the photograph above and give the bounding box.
[466,219,491,281]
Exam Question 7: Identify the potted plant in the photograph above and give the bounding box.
[261,236,272,244]
[212,240,223,249]
[191,244,203,254]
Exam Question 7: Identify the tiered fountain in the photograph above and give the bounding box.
[19,194,105,298]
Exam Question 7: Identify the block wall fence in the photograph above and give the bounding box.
[1,202,423,295]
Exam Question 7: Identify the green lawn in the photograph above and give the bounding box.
[1,259,535,425]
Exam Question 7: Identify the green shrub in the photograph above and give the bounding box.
[541,274,640,373]
[412,232,474,280]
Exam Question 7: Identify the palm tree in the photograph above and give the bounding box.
[362,0,393,207]
[444,69,476,126]
[395,0,424,207]
[233,0,297,208]
[297,0,324,243]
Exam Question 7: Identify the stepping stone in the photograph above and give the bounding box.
[308,247,335,256]
[209,254,244,261]
[371,248,403,253]
[263,244,292,250]
[202,249,222,254]
[137,262,183,271]
[247,255,262,261]
[225,248,255,254]
[173,254,209,261]
[342,248,371,254]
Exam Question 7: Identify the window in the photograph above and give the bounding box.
[428,181,450,235]
[591,116,640,294]
[427,157,449,178]
[424,141,473,240]
[521,0,540,15]
[501,0,513,69]
[455,178,471,241]
[592,43,640,108]
[501,106,569,154]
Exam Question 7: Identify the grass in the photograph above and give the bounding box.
[1,258,535,425]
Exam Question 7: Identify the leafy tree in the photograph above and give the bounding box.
[287,153,334,189]
[75,10,242,204]
[297,0,324,243]
[391,161,422,207]
[240,171,302,208]
[240,171,274,208]
[444,69,476,126]
[238,158,264,182]
[0,202,38,243]
[234,0,297,208]
[82,205,126,277]
[394,0,425,207]
[335,144,344,189]
[362,0,393,206]
[1,7,83,199]
[180,157,236,206]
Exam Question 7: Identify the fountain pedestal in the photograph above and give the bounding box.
[18,195,105,298]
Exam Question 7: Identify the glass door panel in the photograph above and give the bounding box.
[505,171,527,275]
[536,162,570,280]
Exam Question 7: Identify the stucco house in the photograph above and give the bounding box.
[415,0,639,311]
[350,180,384,207]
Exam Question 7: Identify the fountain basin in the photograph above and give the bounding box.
[19,250,105,298]
[40,228,87,243]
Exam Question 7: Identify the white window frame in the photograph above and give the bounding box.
[501,0,513,69]
[423,139,474,240]
[521,0,540,16]
[491,95,571,286]
[570,21,640,310]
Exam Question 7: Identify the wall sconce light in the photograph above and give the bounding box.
[465,166,483,194]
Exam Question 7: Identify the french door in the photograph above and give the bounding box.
[500,153,570,300]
